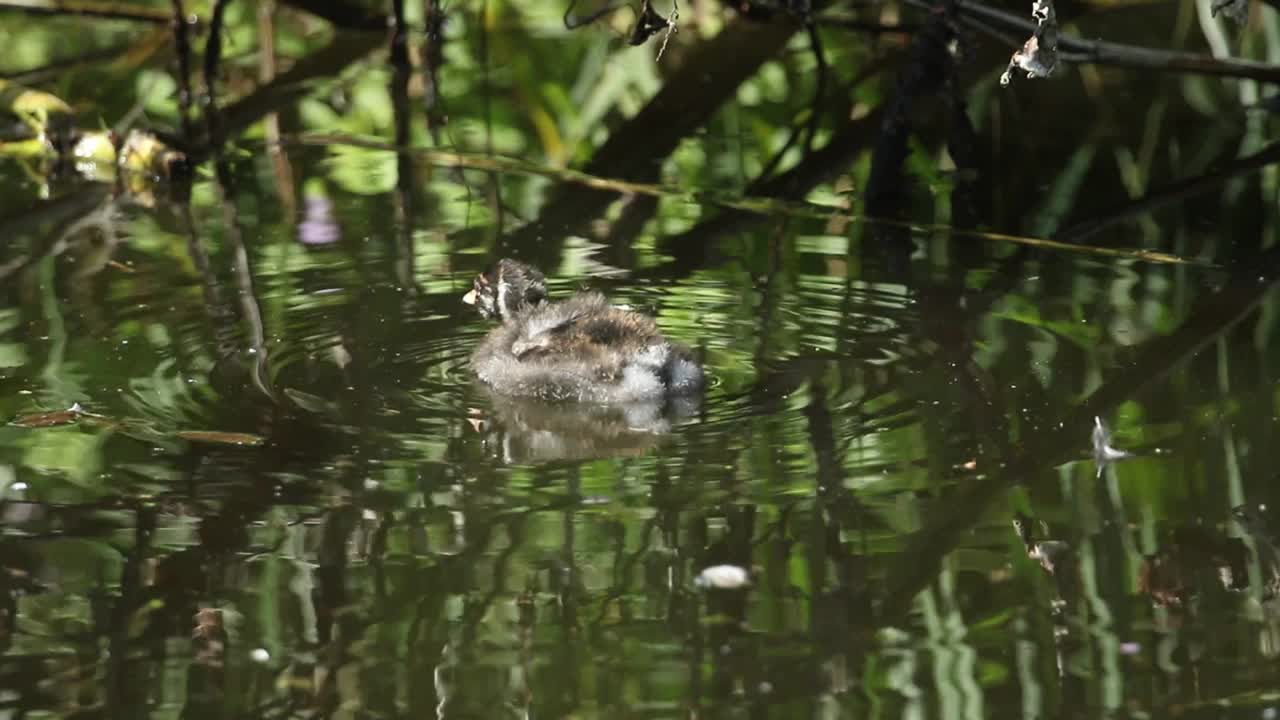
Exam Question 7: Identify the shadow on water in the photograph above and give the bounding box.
[3,0,1280,717]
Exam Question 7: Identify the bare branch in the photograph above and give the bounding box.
[909,0,1280,84]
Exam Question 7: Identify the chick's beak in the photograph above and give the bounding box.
[462,289,477,305]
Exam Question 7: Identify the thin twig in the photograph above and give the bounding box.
[204,0,231,143]
[0,41,139,83]
[169,0,193,140]
[258,0,298,223]
[479,0,504,235]
[758,54,895,182]
[0,0,168,22]
[1059,141,1280,244]
[282,133,1208,266]
[563,0,629,29]
[656,0,679,61]
[115,71,159,135]
[185,30,384,161]
[752,54,896,185]
[757,120,803,181]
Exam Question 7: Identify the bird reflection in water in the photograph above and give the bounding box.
[467,388,702,463]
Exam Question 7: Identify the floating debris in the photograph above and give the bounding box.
[1232,503,1269,533]
[1139,525,1251,607]
[1014,513,1074,575]
[1210,0,1248,23]
[118,130,188,181]
[1000,0,1059,86]
[1231,503,1280,597]
[2,120,186,189]
[71,131,118,181]
[695,564,750,589]
[298,189,340,245]
[11,402,84,428]
[192,608,227,669]
[174,430,266,447]
[1091,416,1132,472]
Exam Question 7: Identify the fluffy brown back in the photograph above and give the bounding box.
[470,291,699,402]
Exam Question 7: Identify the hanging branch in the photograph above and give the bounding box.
[0,0,169,22]
[757,56,893,183]
[1000,0,1058,85]
[563,0,679,58]
[1,41,139,83]
[628,0,667,43]
[204,0,230,94]
[802,21,827,156]
[169,0,193,140]
[389,0,408,70]
[203,0,231,143]
[423,0,446,135]
[629,0,679,60]
[756,18,832,181]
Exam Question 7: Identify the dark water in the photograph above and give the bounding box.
[3,5,1280,719]
[5,154,1280,718]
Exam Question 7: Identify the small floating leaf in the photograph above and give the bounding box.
[175,431,265,447]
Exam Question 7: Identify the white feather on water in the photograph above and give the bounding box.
[695,565,750,589]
